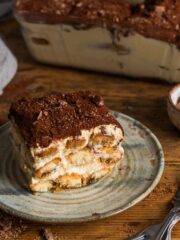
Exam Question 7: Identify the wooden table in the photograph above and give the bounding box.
[0,19,180,240]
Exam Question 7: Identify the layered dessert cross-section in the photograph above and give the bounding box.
[9,92,124,192]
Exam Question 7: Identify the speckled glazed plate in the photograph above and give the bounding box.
[0,112,164,223]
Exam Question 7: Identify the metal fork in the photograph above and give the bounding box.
[155,188,180,240]
[129,211,180,240]
[129,188,180,240]
[166,211,180,240]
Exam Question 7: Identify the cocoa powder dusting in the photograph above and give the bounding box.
[9,91,122,148]
[0,211,27,239]
[15,0,180,47]
[147,179,178,201]
[0,210,59,240]
[122,223,137,237]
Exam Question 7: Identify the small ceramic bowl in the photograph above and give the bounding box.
[167,84,180,130]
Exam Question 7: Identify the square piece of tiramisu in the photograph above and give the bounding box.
[9,91,124,192]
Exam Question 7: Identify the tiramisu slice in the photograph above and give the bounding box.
[9,91,124,192]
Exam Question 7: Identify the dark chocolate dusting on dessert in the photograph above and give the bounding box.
[9,91,122,148]
[16,0,180,47]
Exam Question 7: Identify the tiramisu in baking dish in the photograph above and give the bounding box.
[15,0,180,83]
[9,92,124,192]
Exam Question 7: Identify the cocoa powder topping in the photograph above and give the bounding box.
[15,0,180,47]
[9,91,122,148]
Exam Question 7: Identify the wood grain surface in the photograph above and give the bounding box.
[0,20,179,240]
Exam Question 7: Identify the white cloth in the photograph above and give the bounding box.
[0,38,17,94]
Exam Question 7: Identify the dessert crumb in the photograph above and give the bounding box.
[0,211,28,239]
[122,222,137,237]
[40,228,55,240]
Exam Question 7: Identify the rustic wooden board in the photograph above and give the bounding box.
[0,20,179,240]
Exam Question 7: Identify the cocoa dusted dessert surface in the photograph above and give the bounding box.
[15,0,180,47]
[9,91,122,148]
[15,0,130,25]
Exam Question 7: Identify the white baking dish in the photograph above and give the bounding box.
[15,7,180,84]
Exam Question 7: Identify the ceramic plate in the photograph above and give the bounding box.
[0,112,164,223]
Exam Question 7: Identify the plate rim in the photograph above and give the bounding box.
[0,112,164,223]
